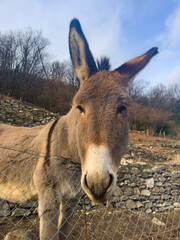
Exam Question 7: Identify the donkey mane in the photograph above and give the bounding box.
[97,56,111,71]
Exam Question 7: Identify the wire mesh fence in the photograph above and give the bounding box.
[0,144,179,240]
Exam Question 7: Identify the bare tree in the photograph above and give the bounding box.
[64,60,80,88]
[129,102,172,135]
[16,28,49,77]
[0,32,18,72]
[50,61,66,81]
[128,78,149,101]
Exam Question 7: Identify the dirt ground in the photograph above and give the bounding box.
[73,206,180,240]
[0,132,179,239]
[0,207,179,240]
[126,132,180,168]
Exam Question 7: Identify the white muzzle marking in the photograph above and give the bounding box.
[81,144,117,202]
[85,145,112,173]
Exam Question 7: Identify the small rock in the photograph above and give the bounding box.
[161,194,171,200]
[116,202,126,209]
[11,208,31,217]
[171,172,180,181]
[175,195,180,202]
[134,187,140,195]
[136,201,143,208]
[152,167,163,173]
[150,195,161,200]
[152,217,165,226]
[141,189,151,196]
[156,182,163,187]
[120,195,128,201]
[19,202,38,208]
[159,187,165,193]
[146,209,152,214]
[111,196,120,203]
[152,187,160,193]
[0,200,10,216]
[173,202,180,208]
[125,199,136,209]
[145,178,154,189]
[145,202,152,209]
[162,202,170,207]
[113,186,123,197]
[131,167,140,174]
[142,169,153,176]
[162,172,171,177]
[4,230,36,240]
[7,119,14,122]
[164,206,174,211]
[123,187,134,196]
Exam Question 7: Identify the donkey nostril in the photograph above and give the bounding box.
[84,174,88,188]
[84,174,95,193]
[83,172,114,200]
[84,173,113,191]
[108,174,113,188]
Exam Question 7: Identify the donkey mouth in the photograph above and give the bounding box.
[84,186,114,204]
[89,192,111,203]
[82,173,115,203]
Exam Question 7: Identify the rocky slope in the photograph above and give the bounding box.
[0,94,58,127]
[0,94,180,240]
[0,94,179,215]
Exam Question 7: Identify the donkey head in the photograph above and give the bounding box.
[69,19,158,203]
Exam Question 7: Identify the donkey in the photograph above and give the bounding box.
[0,19,158,239]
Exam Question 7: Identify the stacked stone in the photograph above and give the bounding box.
[0,200,38,217]
[0,95,179,216]
[0,164,179,217]
[0,95,58,127]
[110,166,180,213]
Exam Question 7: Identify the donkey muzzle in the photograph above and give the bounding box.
[82,171,115,202]
[81,145,117,203]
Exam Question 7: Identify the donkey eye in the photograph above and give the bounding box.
[116,105,127,115]
[76,105,85,114]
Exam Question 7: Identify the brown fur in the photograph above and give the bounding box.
[0,19,157,239]
[73,71,131,167]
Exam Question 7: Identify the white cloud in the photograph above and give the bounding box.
[0,0,134,65]
[149,4,180,86]
[160,4,180,49]
[166,66,180,84]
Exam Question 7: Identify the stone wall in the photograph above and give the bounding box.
[0,94,58,127]
[111,165,180,213]
[0,94,179,216]
[0,165,179,217]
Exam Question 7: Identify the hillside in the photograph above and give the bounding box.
[0,94,180,239]
[125,133,180,170]
[0,94,179,170]
[0,94,58,127]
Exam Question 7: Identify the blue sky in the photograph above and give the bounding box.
[0,0,180,87]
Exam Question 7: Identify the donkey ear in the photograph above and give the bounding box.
[115,47,158,86]
[69,19,98,82]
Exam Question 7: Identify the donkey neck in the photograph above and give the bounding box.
[49,110,80,163]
